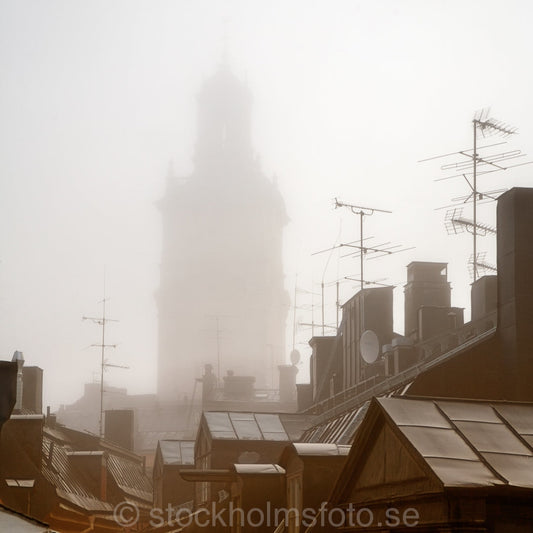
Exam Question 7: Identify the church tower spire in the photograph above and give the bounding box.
[194,65,253,177]
[157,67,288,402]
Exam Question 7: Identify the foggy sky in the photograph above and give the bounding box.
[1,0,533,410]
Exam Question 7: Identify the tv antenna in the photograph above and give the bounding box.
[313,200,412,379]
[444,207,496,236]
[314,200,411,292]
[333,199,392,293]
[468,252,497,278]
[82,283,128,439]
[292,282,321,341]
[421,109,532,281]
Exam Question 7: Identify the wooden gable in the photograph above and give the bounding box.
[348,422,440,503]
[330,398,442,507]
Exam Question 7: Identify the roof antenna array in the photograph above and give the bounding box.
[420,109,532,281]
[312,199,413,342]
[314,199,412,292]
[444,207,496,236]
[468,252,497,279]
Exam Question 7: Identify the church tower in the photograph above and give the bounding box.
[157,65,289,401]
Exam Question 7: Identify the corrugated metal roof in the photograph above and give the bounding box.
[42,425,152,511]
[379,397,533,488]
[204,412,289,441]
[41,434,112,512]
[159,440,195,466]
[300,402,369,444]
[106,453,152,503]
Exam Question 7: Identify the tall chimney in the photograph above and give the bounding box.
[22,367,43,414]
[404,263,450,340]
[104,409,134,451]
[11,351,24,413]
[496,187,533,400]
[278,364,298,404]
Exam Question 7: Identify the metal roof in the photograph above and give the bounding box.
[159,440,195,466]
[106,453,153,503]
[41,425,152,511]
[379,397,533,488]
[233,464,286,475]
[292,443,351,457]
[0,504,53,533]
[41,434,112,512]
[204,412,289,441]
[300,402,369,444]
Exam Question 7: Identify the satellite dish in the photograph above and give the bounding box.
[360,330,379,364]
[290,349,301,366]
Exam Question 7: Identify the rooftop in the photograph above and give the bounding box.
[379,396,533,488]
[158,440,195,466]
[203,412,290,441]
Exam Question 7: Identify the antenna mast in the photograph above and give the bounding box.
[471,112,517,280]
[421,109,530,281]
[83,281,126,438]
[333,199,392,293]
[312,199,411,344]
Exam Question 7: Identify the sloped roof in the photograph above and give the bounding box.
[0,503,53,533]
[379,397,533,488]
[106,453,153,503]
[203,412,289,441]
[158,440,195,466]
[300,402,369,444]
[41,424,152,512]
[41,434,113,512]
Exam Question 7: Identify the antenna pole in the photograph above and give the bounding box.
[321,282,325,335]
[311,281,315,337]
[360,211,364,293]
[333,199,393,386]
[473,120,478,282]
[292,276,297,352]
[336,280,340,329]
[428,110,521,279]
[82,276,123,439]
[216,316,221,385]
[99,296,106,438]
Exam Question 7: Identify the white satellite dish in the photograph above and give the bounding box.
[360,330,380,364]
[290,349,301,366]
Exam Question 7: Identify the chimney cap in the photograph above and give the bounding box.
[11,350,24,363]
[10,414,44,420]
